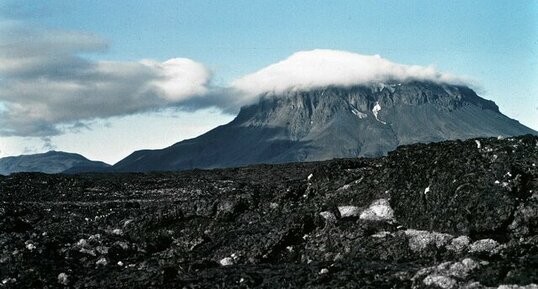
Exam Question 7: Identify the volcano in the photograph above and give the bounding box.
[112,81,536,172]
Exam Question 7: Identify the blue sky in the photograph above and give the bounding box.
[0,0,536,163]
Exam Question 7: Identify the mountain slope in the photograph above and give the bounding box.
[113,81,536,172]
[0,151,110,175]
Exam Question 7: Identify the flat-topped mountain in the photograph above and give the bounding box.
[113,81,536,172]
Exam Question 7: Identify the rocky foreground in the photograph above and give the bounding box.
[1,135,537,288]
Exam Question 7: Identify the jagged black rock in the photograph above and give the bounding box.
[0,135,537,288]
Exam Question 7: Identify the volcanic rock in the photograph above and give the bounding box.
[0,135,536,288]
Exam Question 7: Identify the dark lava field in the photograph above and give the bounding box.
[1,135,537,289]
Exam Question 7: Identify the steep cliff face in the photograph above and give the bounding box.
[113,81,535,172]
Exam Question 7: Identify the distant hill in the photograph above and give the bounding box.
[113,81,537,172]
[0,151,110,175]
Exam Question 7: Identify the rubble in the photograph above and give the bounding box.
[0,135,536,288]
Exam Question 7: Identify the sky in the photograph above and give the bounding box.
[0,0,536,164]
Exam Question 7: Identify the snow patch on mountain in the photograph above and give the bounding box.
[351,108,368,119]
[372,102,387,124]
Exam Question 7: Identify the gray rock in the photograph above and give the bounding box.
[423,275,457,289]
[446,235,471,253]
[415,258,481,289]
[469,239,499,253]
[219,257,234,266]
[359,199,394,221]
[404,229,453,252]
[319,211,336,221]
[337,206,361,218]
[95,257,108,266]
[57,273,69,286]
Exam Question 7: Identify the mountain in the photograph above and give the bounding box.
[113,81,536,172]
[0,151,110,175]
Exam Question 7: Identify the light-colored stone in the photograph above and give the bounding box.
[76,239,88,248]
[25,242,36,251]
[446,235,471,253]
[446,258,479,278]
[423,275,457,289]
[219,257,234,266]
[338,206,361,218]
[96,257,108,266]
[469,239,499,253]
[319,211,337,221]
[112,229,123,235]
[404,229,453,252]
[414,258,481,288]
[57,273,69,285]
[359,199,394,221]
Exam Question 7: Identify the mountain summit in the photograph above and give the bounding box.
[113,81,536,172]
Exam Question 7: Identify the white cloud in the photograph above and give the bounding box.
[141,58,211,101]
[0,24,212,137]
[232,49,466,99]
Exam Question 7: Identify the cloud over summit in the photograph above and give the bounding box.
[232,49,465,97]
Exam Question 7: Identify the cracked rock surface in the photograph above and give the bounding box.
[0,135,537,288]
